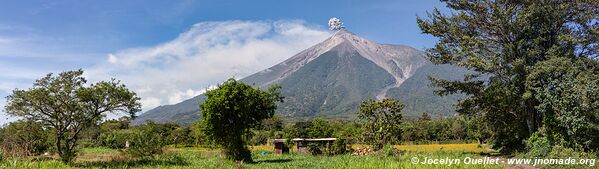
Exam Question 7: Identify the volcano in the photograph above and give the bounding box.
[132,29,466,125]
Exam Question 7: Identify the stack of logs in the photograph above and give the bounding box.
[351,146,374,156]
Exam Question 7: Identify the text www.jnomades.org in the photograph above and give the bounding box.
[411,156,596,167]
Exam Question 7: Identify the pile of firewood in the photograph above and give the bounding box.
[351,146,374,156]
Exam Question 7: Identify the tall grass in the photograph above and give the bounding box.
[352,143,495,154]
[0,145,506,169]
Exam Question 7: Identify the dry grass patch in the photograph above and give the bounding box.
[395,143,494,153]
[352,143,495,154]
[251,145,273,152]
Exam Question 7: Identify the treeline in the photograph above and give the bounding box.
[249,113,490,146]
[0,112,487,158]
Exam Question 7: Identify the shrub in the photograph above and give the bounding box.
[545,146,597,169]
[250,130,269,146]
[307,118,335,138]
[98,129,135,149]
[327,139,349,155]
[547,145,597,159]
[0,120,50,157]
[525,132,552,157]
[306,139,349,156]
[307,143,323,155]
[78,139,97,148]
[272,131,285,139]
[381,144,401,157]
[190,121,209,145]
[126,123,169,157]
[169,127,193,147]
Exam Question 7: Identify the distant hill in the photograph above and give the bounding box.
[132,29,466,126]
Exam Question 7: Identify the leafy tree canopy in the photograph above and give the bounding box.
[418,0,597,153]
[4,69,141,163]
[200,78,283,161]
[358,98,403,150]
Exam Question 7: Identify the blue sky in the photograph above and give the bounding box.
[0,0,448,124]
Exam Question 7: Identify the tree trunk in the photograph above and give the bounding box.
[56,134,63,157]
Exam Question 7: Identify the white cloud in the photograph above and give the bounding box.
[140,97,161,109]
[167,89,203,104]
[89,20,331,112]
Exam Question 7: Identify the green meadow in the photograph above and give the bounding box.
[0,144,504,169]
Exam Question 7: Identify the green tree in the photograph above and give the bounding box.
[170,127,193,148]
[260,115,283,131]
[338,121,362,144]
[526,57,599,150]
[0,120,50,157]
[98,129,134,149]
[419,112,431,121]
[307,118,335,138]
[81,117,131,148]
[249,130,270,146]
[126,122,170,157]
[400,122,416,142]
[100,117,131,134]
[451,117,467,140]
[417,0,597,153]
[289,121,312,138]
[4,69,141,163]
[190,121,208,145]
[430,118,452,141]
[200,78,283,161]
[357,99,403,150]
[465,116,490,144]
[414,118,431,141]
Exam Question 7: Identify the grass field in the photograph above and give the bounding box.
[395,143,495,153]
[0,144,505,169]
[351,143,495,154]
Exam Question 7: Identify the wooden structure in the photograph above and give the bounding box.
[272,139,289,154]
[272,138,337,154]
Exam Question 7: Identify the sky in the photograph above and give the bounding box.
[0,0,449,124]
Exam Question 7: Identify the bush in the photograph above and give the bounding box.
[525,132,552,157]
[306,139,349,156]
[381,144,401,157]
[0,120,50,157]
[98,129,135,149]
[78,139,98,148]
[547,145,597,159]
[126,123,169,157]
[327,139,349,155]
[169,127,194,147]
[307,118,335,138]
[250,130,269,146]
[545,146,597,169]
[307,143,323,155]
[272,131,285,139]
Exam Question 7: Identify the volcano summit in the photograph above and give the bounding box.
[133,23,466,125]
